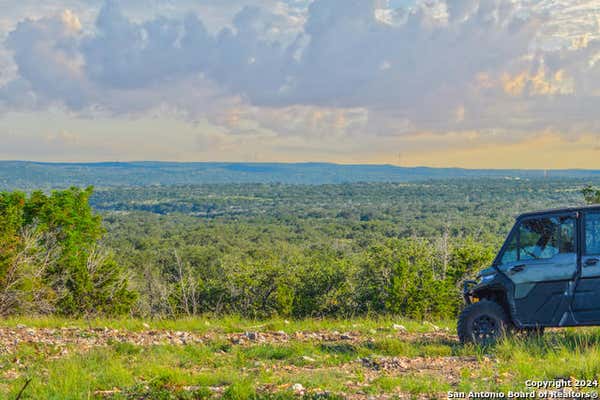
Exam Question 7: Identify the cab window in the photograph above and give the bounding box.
[585,212,600,255]
[500,234,518,264]
[500,216,575,264]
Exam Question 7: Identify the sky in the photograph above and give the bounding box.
[1,0,600,168]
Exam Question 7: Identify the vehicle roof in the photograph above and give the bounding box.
[517,205,600,219]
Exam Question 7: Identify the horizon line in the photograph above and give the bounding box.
[0,160,597,172]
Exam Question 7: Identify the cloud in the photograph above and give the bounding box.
[82,2,208,89]
[3,10,88,110]
[2,0,600,143]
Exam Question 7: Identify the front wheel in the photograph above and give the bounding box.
[458,300,510,345]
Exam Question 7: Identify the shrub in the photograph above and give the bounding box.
[0,187,136,316]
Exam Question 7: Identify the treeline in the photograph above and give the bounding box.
[0,182,595,320]
[124,231,494,319]
[0,187,499,319]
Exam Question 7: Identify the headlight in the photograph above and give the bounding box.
[479,274,496,283]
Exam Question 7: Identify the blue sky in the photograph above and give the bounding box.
[1,0,600,168]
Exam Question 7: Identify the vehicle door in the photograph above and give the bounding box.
[573,211,600,323]
[497,213,578,325]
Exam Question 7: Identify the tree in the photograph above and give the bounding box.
[0,187,136,316]
[582,186,600,205]
[0,228,57,315]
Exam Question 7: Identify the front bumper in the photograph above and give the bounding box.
[462,280,478,304]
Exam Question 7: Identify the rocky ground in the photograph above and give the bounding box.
[0,324,478,399]
[0,324,457,352]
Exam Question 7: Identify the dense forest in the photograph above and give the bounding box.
[1,177,599,320]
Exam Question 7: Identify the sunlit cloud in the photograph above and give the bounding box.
[1,0,600,167]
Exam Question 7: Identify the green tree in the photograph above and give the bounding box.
[582,185,600,205]
[0,187,136,316]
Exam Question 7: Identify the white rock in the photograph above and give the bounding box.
[392,324,406,331]
[292,383,305,394]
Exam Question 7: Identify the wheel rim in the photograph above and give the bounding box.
[472,315,501,344]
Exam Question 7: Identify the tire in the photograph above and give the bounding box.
[458,300,510,345]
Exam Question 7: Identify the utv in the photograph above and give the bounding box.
[459,206,600,344]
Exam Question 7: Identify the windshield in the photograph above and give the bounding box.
[496,215,576,265]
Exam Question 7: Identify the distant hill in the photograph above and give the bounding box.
[1,161,600,189]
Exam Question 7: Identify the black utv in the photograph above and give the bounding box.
[459,206,600,344]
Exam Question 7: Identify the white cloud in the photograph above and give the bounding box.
[2,0,600,150]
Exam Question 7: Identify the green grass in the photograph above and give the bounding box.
[371,374,452,395]
[0,318,599,399]
[0,315,455,334]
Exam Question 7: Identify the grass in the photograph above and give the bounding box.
[0,318,598,399]
[0,315,456,334]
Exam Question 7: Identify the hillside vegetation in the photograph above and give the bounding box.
[0,177,596,319]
